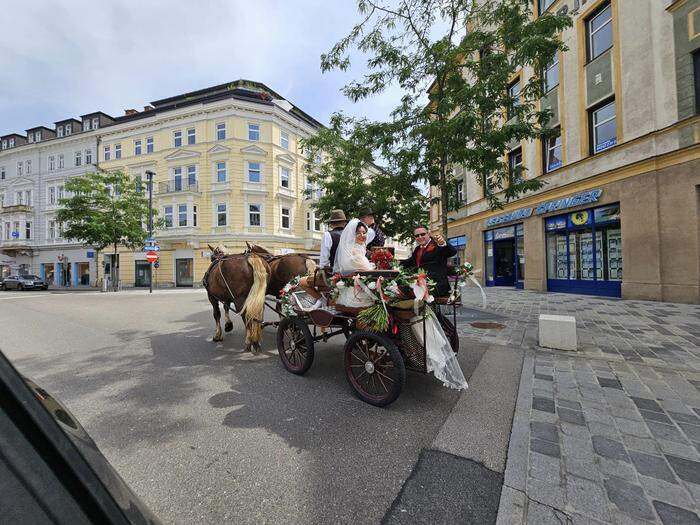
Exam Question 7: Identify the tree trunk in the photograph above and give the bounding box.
[439,158,449,238]
[94,249,99,288]
[113,242,118,291]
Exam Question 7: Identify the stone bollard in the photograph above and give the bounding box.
[538,314,577,351]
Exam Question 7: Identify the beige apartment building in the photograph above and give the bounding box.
[435,0,700,303]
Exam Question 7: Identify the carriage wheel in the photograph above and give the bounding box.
[436,310,459,354]
[344,332,406,407]
[277,316,315,375]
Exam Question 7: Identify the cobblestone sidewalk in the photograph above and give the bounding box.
[456,288,700,524]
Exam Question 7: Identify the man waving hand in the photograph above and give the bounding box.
[401,225,456,297]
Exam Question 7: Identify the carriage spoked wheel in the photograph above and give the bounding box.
[344,332,406,407]
[277,316,315,375]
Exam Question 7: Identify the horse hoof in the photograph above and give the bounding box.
[224,321,233,332]
[213,335,223,342]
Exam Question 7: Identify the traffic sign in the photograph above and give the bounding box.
[144,245,160,252]
[146,251,159,263]
[11,231,19,238]
[145,237,157,244]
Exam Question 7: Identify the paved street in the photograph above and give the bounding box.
[0,289,519,524]
[458,288,700,525]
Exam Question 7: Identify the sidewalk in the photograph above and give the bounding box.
[459,288,700,525]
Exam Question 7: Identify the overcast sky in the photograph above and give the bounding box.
[0,0,403,136]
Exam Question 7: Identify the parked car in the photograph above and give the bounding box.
[0,350,161,524]
[1,274,48,291]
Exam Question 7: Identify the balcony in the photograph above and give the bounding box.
[0,204,33,215]
[158,179,200,195]
[0,238,32,255]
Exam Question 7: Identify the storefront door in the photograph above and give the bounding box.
[484,224,524,288]
[494,240,515,286]
[135,261,152,287]
[176,258,193,287]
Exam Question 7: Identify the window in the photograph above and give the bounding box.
[187,165,196,187]
[164,206,173,228]
[17,162,22,176]
[83,120,91,131]
[587,3,612,61]
[216,162,227,183]
[590,99,616,154]
[544,54,559,93]
[49,187,56,206]
[248,162,261,183]
[174,167,183,191]
[694,51,700,114]
[508,78,521,119]
[0,167,5,180]
[65,124,72,135]
[508,148,523,184]
[146,136,154,153]
[314,214,321,232]
[306,211,311,231]
[57,126,63,137]
[193,205,198,227]
[25,221,31,240]
[15,192,22,205]
[85,149,92,164]
[281,207,290,229]
[134,140,142,156]
[217,203,227,226]
[248,204,261,226]
[456,181,464,203]
[28,134,34,144]
[216,123,226,141]
[1,140,6,150]
[104,145,111,161]
[134,175,143,193]
[248,123,260,141]
[75,151,82,167]
[544,129,563,172]
[280,167,290,188]
[48,156,56,171]
[48,220,56,240]
[280,130,289,149]
[26,160,31,174]
[178,204,187,227]
[174,130,182,147]
[57,187,63,202]
[9,138,15,148]
[187,128,196,145]
[92,117,99,129]
[114,144,121,159]
[58,154,64,169]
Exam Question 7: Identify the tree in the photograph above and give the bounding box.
[57,170,157,289]
[311,0,572,236]
[302,113,428,244]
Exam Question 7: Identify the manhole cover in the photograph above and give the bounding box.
[470,321,506,330]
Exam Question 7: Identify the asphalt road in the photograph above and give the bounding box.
[0,289,490,524]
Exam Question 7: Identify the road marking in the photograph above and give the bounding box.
[0,293,52,300]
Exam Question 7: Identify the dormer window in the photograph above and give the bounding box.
[28,135,34,143]
[1,140,6,149]
[35,131,42,142]
[57,126,64,137]
[92,117,99,129]
[65,124,72,135]
[9,138,15,148]
[83,120,91,131]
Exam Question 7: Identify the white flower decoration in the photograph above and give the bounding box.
[367,282,377,290]
[426,295,435,303]
[336,281,345,288]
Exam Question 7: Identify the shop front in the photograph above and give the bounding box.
[545,203,622,297]
[484,224,524,288]
[176,258,194,287]
[135,261,152,287]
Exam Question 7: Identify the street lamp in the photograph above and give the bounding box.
[145,170,155,294]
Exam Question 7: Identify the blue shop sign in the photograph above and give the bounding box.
[595,138,617,154]
[448,235,467,248]
[493,226,516,240]
[86,251,95,258]
[545,216,567,231]
[485,207,533,227]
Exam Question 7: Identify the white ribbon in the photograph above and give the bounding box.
[455,269,486,308]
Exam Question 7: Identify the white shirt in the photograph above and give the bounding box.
[366,227,376,245]
[319,231,333,267]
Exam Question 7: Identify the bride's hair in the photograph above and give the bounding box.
[356,222,368,233]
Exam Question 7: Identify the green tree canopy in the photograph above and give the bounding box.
[306,0,572,235]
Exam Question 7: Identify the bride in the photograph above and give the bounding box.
[334,219,467,391]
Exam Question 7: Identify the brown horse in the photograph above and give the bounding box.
[203,246,270,352]
[244,242,316,297]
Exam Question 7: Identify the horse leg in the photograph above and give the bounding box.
[209,295,223,342]
[224,303,234,332]
[242,314,261,353]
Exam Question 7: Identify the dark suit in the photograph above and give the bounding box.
[401,239,457,297]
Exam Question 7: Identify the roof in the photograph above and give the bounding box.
[1,133,26,140]
[54,118,82,126]
[25,126,53,133]
[79,111,114,119]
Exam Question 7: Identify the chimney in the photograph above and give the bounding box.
[143,105,154,112]
[124,109,138,116]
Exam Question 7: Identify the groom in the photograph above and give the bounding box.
[401,224,456,297]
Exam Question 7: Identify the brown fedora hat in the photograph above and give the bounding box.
[327,209,347,224]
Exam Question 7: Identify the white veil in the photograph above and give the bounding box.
[333,218,373,275]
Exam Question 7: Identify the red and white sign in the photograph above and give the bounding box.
[146,251,159,263]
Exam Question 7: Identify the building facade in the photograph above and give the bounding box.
[435,0,700,304]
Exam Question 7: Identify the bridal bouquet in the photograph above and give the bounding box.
[369,248,394,270]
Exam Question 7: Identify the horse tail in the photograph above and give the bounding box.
[305,257,317,275]
[241,254,269,343]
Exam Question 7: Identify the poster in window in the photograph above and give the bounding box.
[594,204,620,223]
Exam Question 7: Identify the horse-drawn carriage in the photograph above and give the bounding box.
[268,269,461,407]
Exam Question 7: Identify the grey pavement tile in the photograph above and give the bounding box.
[558,408,586,426]
[622,435,661,455]
[525,478,567,512]
[679,422,700,442]
[665,454,700,485]
[529,452,562,483]
[640,409,674,425]
[592,436,629,462]
[647,421,691,445]
[525,499,570,525]
[531,438,561,459]
[531,421,558,443]
[570,513,607,525]
[557,398,582,411]
[566,457,601,482]
[599,457,639,483]
[615,417,652,438]
[604,477,656,522]
[629,450,678,484]
[560,422,593,440]
[495,486,526,525]
[652,501,700,525]
[531,410,559,424]
[632,396,665,413]
[535,373,553,381]
[640,476,696,513]
[588,421,623,440]
[566,475,610,522]
[562,435,595,460]
[533,396,556,413]
[658,438,700,461]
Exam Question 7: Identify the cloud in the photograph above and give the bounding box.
[0,0,404,135]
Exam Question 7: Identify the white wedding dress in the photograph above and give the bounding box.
[334,220,468,391]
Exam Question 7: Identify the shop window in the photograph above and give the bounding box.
[590,99,616,154]
[544,129,562,172]
[586,2,612,62]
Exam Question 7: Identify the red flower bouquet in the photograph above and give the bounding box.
[369,248,394,270]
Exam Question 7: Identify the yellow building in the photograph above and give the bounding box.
[98,80,329,288]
